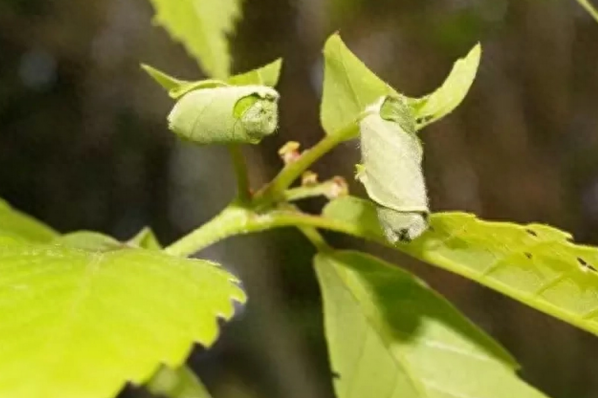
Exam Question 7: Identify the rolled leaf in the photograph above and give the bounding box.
[359,95,429,242]
[168,85,279,145]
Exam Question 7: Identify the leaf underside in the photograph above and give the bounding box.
[316,250,547,398]
[0,199,245,398]
[324,196,598,337]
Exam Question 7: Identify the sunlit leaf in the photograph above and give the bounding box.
[227,58,283,87]
[0,237,245,398]
[129,227,163,250]
[141,64,187,92]
[147,0,242,78]
[320,33,395,136]
[323,196,598,337]
[575,0,598,23]
[316,250,548,398]
[146,366,213,398]
[409,44,481,129]
[142,59,282,100]
[0,198,57,242]
[320,34,480,136]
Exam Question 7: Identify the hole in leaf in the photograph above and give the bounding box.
[525,229,538,237]
[524,252,532,259]
[577,257,597,272]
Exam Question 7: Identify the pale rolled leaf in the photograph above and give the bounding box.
[168,85,279,145]
[316,250,547,398]
[359,96,429,242]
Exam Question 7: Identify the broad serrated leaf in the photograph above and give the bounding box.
[0,237,245,398]
[409,44,481,129]
[315,250,548,398]
[142,59,282,100]
[147,0,242,78]
[323,196,598,337]
[0,198,58,242]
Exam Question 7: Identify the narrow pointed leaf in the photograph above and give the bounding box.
[0,236,245,398]
[141,64,187,91]
[142,59,282,99]
[0,198,57,242]
[227,58,283,87]
[147,0,242,78]
[315,250,548,398]
[129,227,163,250]
[320,34,480,137]
[320,33,395,136]
[409,44,481,129]
[323,196,598,337]
[575,0,598,23]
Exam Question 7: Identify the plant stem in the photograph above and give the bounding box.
[299,226,333,253]
[576,0,598,23]
[168,125,359,257]
[228,144,251,203]
[165,204,364,257]
[254,124,358,207]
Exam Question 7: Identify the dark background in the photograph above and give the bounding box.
[1,0,598,397]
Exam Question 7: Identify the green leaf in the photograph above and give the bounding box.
[575,0,598,23]
[320,34,480,136]
[147,0,242,78]
[0,198,58,242]
[320,33,395,136]
[0,237,245,398]
[141,64,187,92]
[323,196,598,337]
[168,85,279,145]
[129,227,163,250]
[54,231,124,251]
[227,58,283,87]
[315,250,548,398]
[409,44,481,129]
[142,59,282,100]
[146,366,213,398]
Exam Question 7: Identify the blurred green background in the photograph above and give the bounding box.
[1,0,598,397]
